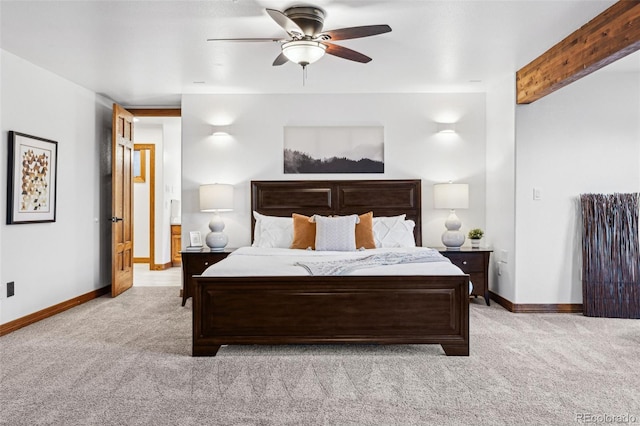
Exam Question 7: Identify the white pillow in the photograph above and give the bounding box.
[313,214,359,251]
[373,215,416,248]
[252,211,263,246]
[252,211,293,248]
[372,214,405,241]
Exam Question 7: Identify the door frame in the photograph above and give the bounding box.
[128,108,181,117]
[133,143,157,269]
[129,108,181,271]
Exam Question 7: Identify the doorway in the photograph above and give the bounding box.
[129,110,182,273]
[133,143,156,268]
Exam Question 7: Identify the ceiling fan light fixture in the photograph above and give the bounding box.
[282,40,326,66]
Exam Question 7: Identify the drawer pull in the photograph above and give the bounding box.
[463,261,467,265]
[204,262,209,266]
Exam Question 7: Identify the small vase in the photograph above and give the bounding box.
[471,239,481,249]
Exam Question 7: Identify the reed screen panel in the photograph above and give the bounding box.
[580,193,639,318]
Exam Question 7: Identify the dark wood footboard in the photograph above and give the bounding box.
[192,275,469,356]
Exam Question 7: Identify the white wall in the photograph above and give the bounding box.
[514,71,640,304]
[0,50,111,324]
[485,74,516,301]
[161,119,182,261]
[181,93,487,250]
[0,42,3,304]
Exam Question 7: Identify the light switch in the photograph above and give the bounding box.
[533,187,542,200]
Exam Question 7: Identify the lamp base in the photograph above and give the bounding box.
[441,209,465,249]
[205,232,228,252]
[205,213,228,251]
[442,230,465,250]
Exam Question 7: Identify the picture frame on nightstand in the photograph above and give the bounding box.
[189,231,203,248]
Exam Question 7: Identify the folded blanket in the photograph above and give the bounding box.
[295,250,448,276]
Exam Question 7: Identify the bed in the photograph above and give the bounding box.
[192,179,470,356]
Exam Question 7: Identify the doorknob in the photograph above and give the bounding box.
[111,217,124,222]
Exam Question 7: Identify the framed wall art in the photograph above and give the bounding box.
[7,131,58,224]
[284,126,384,174]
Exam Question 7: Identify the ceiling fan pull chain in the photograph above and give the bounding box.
[302,64,307,86]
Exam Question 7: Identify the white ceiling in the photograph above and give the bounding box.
[2,0,638,107]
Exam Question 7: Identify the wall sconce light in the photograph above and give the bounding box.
[434,182,469,250]
[212,125,232,136]
[199,183,234,251]
[437,123,456,134]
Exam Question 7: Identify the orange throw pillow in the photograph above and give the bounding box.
[355,211,376,249]
[291,212,375,250]
[291,213,316,249]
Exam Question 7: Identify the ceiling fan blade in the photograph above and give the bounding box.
[207,38,284,42]
[324,43,372,63]
[318,24,391,41]
[272,52,289,66]
[266,8,304,37]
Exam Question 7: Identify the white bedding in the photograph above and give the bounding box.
[202,246,466,277]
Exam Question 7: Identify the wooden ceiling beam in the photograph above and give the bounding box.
[516,1,640,104]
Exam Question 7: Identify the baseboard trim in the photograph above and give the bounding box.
[133,257,150,264]
[0,286,110,336]
[489,291,583,313]
[151,262,172,271]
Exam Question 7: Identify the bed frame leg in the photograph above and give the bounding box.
[192,345,221,357]
[441,343,469,356]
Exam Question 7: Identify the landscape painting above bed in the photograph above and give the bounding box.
[192,180,470,357]
[283,126,384,173]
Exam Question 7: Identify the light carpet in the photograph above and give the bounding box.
[1,287,639,425]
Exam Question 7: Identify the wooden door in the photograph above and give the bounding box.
[111,104,134,297]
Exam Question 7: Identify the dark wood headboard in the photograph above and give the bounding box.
[251,180,422,246]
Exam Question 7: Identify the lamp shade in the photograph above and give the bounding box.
[199,184,234,212]
[433,183,469,209]
[282,40,326,65]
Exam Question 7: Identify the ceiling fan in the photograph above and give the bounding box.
[207,6,392,69]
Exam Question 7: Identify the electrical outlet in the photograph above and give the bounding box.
[7,281,15,298]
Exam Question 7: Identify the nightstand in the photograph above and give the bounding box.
[439,248,492,306]
[180,248,235,306]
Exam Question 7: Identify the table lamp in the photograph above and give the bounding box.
[434,182,469,250]
[199,183,234,251]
